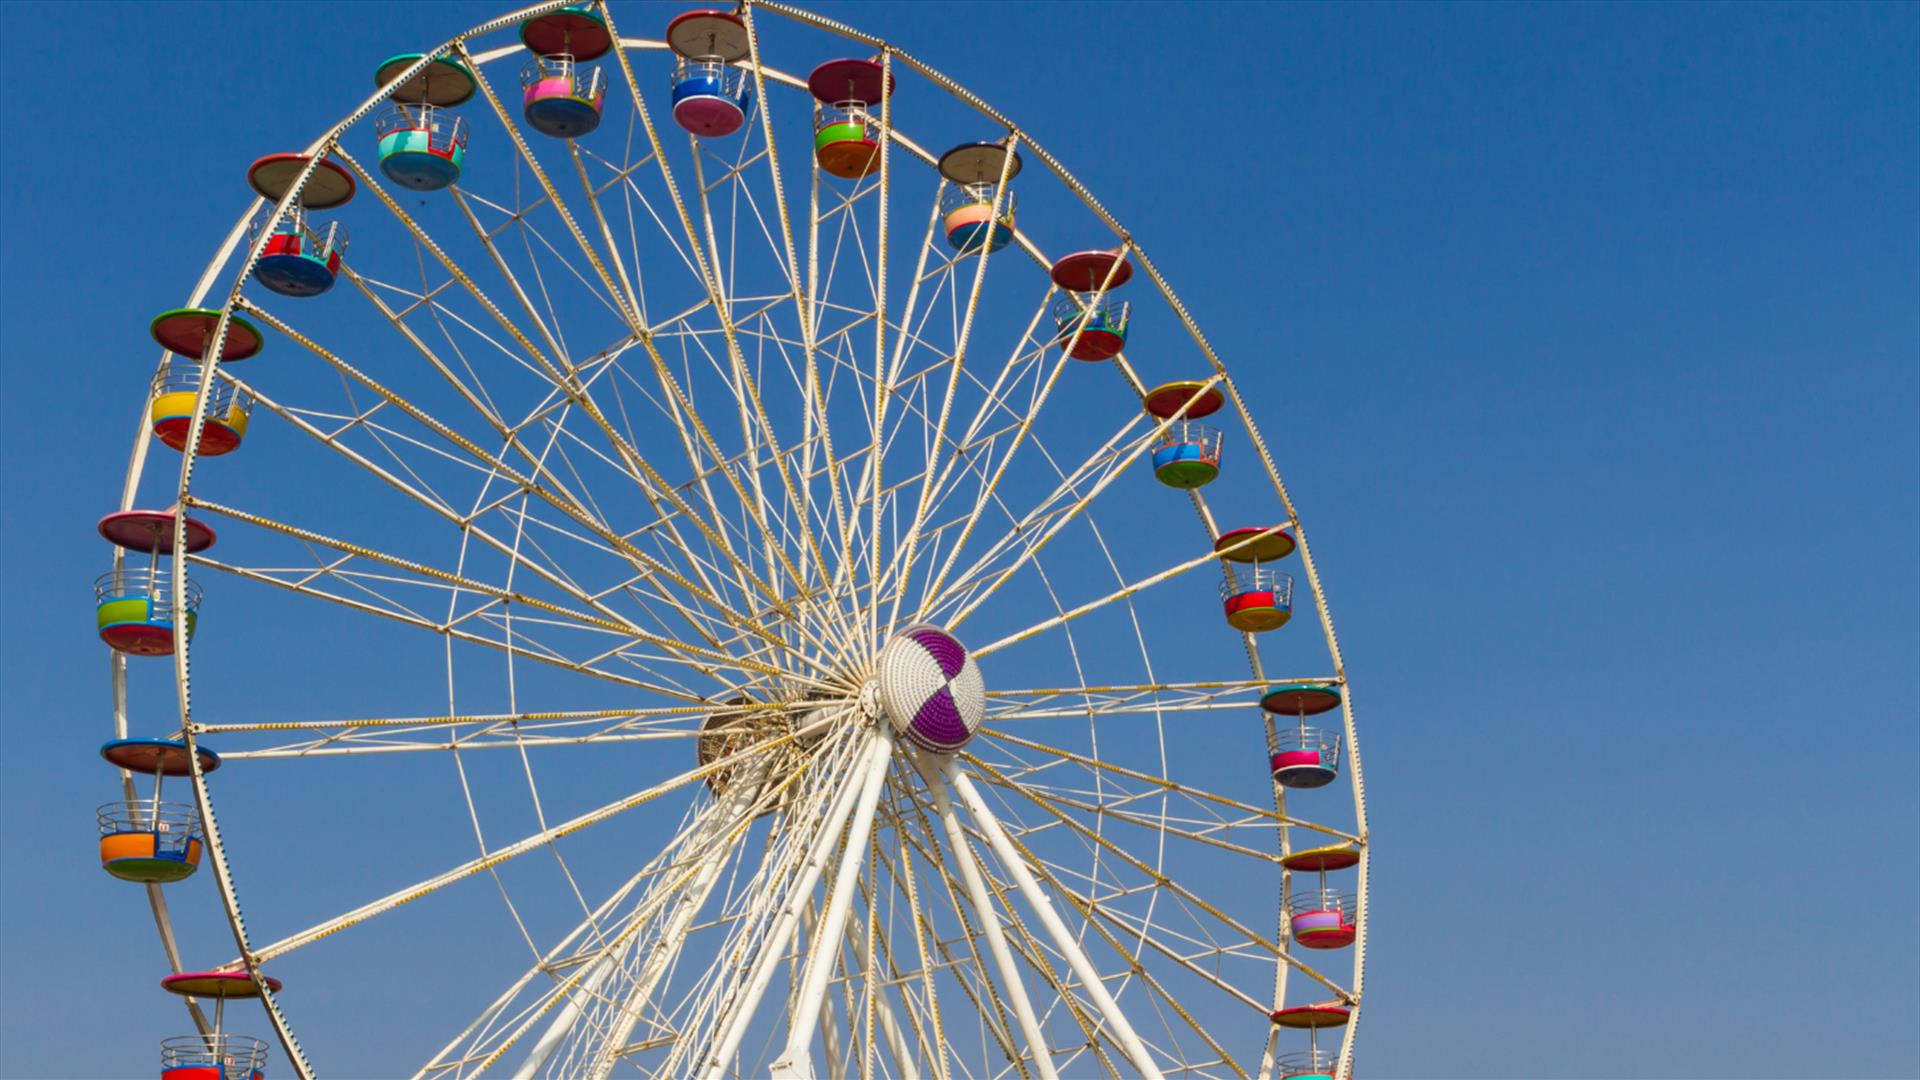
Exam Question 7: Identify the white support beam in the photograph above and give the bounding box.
[701,727,889,1079]
[839,898,920,1080]
[798,899,847,1080]
[943,762,1164,1079]
[912,754,1058,1080]
[568,759,774,1080]
[771,725,897,1077]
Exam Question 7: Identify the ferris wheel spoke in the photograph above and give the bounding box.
[828,331,1036,618]
[335,147,789,626]
[986,678,1339,725]
[898,816,1128,1080]
[875,777,961,1080]
[339,270,510,430]
[976,730,1357,846]
[903,755,1058,1079]
[740,14,864,634]
[565,139,650,324]
[906,350,1070,626]
[1086,921,1266,1076]
[333,147,586,388]
[858,350,1089,623]
[591,156,709,305]
[595,4,850,627]
[443,187,607,366]
[970,773,1287,868]
[423,771,793,1079]
[886,292,1055,615]
[503,757,795,1080]
[815,876,921,1080]
[867,210,973,626]
[212,374,649,642]
[527,396,764,651]
[921,407,1132,604]
[181,499,781,697]
[586,147,666,327]
[187,551,726,704]
[932,381,1228,635]
[879,782,953,1080]
[922,762,1160,1079]
[984,679,1274,706]
[569,728,872,1077]
[234,298,604,548]
[859,52,897,660]
[586,359,786,639]
[459,892,656,1077]
[869,891,940,1079]
[738,5,808,333]
[195,702,710,740]
[767,728,895,1075]
[643,310,817,627]
[885,811,1053,1072]
[910,242,1138,620]
[917,787,1259,1080]
[204,715,725,762]
[1090,902,1278,991]
[864,818,944,1068]
[457,43,643,335]
[423,248,792,637]
[964,518,1285,663]
[805,294,949,366]
[877,783,1032,1079]
[694,139,775,201]
[652,294,856,654]
[621,329,848,650]
[230,317,851,682]
[567,791,770,1076]
[983,833,1249,1080]
[236,720,809,969]
[959,755,1352,1005]
[691,728,889,1078]
[883,134,1020,635]
[417,820,689,1079]
[183,542,730,708]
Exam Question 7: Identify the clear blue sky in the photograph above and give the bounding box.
[2,2,1916,1078]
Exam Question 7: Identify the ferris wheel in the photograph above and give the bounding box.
[97,2,1371,1077]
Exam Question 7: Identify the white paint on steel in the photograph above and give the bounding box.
[945,763,1163,1079]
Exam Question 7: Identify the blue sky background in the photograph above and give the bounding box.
[2,2,1916,1077]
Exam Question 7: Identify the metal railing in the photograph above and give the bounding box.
[94,567,203,611]
[161,1034,269,1078]
[672,58,753,104]
[1285,889,1357,920]
[814,103,874,140]
[1052,295,1130,338]
[1150,421,1223,461]
[151,365,255,418]
[97,799,203,846]
[523,53,607,103]
[940,182,1018,218]
[252,211,350,262]
[375,103,469,152]
[1219,567,1292,603]
[1278,1049,1339,1078]
[1272,724,1341,764]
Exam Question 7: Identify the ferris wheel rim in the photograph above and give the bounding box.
[114,3,1372,1076]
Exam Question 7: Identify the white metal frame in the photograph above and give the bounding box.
[112,3,1371,1078]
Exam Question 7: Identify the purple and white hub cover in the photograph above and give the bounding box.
[874,623,986,753]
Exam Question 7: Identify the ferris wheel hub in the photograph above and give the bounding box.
[872,624,985,753]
